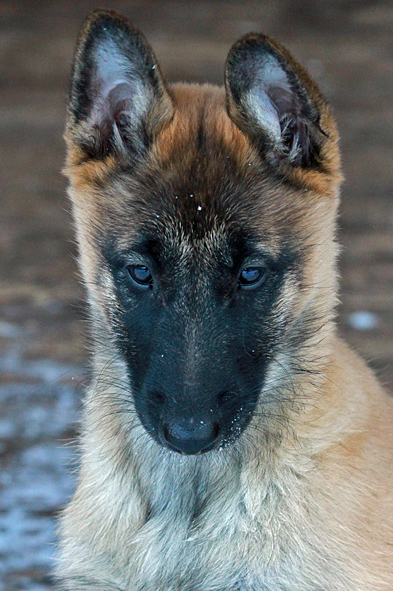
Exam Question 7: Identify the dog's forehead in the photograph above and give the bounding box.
[115,187,265,268]
[115,160,281,262]
[109,84,299,258]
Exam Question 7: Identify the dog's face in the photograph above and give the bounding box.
[66,11,342,455]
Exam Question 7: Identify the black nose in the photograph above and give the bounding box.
[162,418,220,455]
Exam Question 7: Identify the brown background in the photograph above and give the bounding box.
[0,1,392,589]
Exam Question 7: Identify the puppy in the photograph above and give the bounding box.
[57,9,393,590]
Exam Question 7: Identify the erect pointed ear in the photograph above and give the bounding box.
[66,10,173,163]
[225,33,337,171]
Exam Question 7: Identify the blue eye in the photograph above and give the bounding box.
[127,265,153,287]
[238,267,268,288]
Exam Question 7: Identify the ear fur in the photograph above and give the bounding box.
[225,33,332,170]
[66,10,173,163]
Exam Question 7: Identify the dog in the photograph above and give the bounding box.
[57,9,393,590]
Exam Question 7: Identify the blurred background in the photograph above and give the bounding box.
[0,0,392,589]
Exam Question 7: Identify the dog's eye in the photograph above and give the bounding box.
[127,265,153,288]
[238,266,268,289]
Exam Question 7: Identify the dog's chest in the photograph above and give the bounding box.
[128,520,323,591]
[128,519,262,591]
[125,472,327,591]
[122,451,356,591]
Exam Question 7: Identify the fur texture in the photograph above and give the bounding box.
[57,10,393,590]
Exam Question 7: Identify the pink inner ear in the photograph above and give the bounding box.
[108,82,134,112]
[245,56,315,164]
[267,86,297,119]
[250,56,297,143]
[87,41,142,134]
[108,84,134,130]
[88,79,136,147]
[251,84,297,146]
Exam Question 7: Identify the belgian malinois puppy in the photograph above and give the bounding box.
[57,9,393,590]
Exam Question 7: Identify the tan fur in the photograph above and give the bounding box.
[57,16,393,591]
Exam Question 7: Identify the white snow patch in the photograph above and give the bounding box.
[347,311,379,331]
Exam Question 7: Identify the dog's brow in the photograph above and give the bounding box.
[124,237,163,258]
[251,244,277,259]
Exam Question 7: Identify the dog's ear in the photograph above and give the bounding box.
[225,33,334,170]
[67,10,173,162]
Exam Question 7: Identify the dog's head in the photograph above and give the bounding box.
[66,11,342,455]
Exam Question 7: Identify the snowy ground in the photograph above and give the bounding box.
[0,337,84,591]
